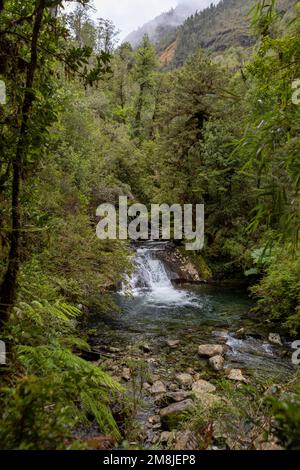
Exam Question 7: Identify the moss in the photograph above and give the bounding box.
[179,247,212,281]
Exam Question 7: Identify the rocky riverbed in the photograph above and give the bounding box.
[85,243,296,450]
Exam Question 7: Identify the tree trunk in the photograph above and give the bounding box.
[0,0,46,327]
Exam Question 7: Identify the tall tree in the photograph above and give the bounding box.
[132,35,157,137]
[0,0,110,326]
[96,18,119,54]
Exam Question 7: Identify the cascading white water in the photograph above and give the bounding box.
[122,244,197,306]
[130,248,172,289]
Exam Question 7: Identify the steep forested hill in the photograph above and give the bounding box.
[158,0,295,66]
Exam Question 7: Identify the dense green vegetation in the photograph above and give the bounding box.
[0,0,299,450]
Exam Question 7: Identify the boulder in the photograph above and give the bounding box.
[198,344,224,357]
[225,368,248,383]
[175,373,193,387]
[160,399,194,430]
[166,339,180,348]
[208,355,224,371]
[150,380,167,395]
[192,379,216,398]
[268,333,283,346]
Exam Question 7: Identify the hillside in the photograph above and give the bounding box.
[158,0,295,66]
[124,1,216,48]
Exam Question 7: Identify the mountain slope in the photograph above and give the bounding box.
[172,0,296,66]
[124,1,216,48]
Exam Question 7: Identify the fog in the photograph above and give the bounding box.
[88,0,220,41]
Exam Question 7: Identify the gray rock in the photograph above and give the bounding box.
[175,373,193,387]
[225,368,248,383]
[166,339,180,348]
[198,344,224,357]
[268,333,282,346]
[166,391,191,402]
[208,355,224,371]
[160,400,194,430]
[150,380,167,394]
[192,379,216,397]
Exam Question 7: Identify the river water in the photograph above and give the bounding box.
[91,242,294,381]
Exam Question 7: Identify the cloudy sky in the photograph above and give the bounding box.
[82,1,218,41]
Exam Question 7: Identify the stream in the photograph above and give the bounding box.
[88,242,295,446]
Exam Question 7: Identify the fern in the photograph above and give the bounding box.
[0,300,124,448]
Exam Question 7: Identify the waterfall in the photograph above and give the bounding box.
[129,247,172,290]
[122,243,196,305]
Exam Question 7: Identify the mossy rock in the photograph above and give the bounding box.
[178,248,212,281]
[160,399,194,430]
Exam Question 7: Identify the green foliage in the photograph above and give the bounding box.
[251,248,300,333]
[0,300,124,449]
[1,0,300,451]
[188,379,275,450]
[132,35,158,137]
[268,375,300,449]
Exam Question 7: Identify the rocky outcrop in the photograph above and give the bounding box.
[159,246,211,283]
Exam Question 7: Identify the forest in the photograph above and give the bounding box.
[0,0,299,452]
